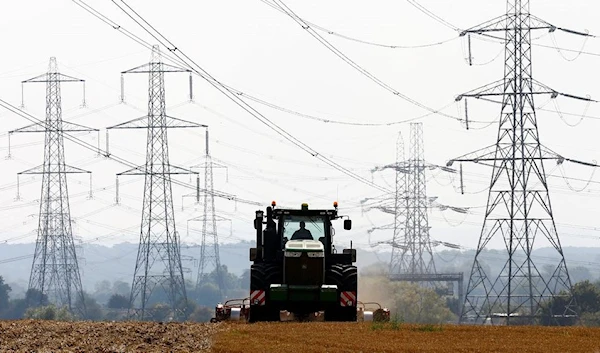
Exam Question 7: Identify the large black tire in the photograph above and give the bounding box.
[324,264,358,322]
[250,263,282,291]
[248,263,282,323]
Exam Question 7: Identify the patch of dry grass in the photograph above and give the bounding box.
[0,320,221,352]
[212,322,600,353]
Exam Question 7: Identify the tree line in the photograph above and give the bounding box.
[0,264,248,322]
[2,262,600,325]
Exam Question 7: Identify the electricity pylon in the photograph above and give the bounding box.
[107,45,204,320]
[371,123,436,275]
[450,0,594,325]
[368,124,465,306]
[10,57,93,313]
[403,123,436,275]
[189,130,227,298]
[389,132,408,275]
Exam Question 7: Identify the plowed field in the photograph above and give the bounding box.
[0,320,220,352]
[2,320,600,352]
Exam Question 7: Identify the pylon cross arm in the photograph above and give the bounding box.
[11,121,98,134]
[19,164,91,175]
[446,144,568,168]
[108,115,206,130]
[121,62,191,75]
[117,164,199,176]
[460,15,511,37]
[22,72,84,84]
[461,15,564,36]
[461,14,593,41]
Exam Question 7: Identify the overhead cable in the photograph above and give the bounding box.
[73,0,480,127]
[258,0,460,49]
[268,0,464,122]
[105,0,392,193]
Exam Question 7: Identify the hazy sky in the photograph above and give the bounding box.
[1,0,600,268]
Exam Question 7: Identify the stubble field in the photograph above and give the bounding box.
[213,322,600,353]
[1,320,600,352]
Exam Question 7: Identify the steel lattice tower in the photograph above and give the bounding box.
[388,132,408,275]
[402,123,436,275]
[10,57,93,312]
[108,45,203,320]
[451,0,592,325]
[369,124,464,305]
[190,131,226,298]
[371,124,436,276]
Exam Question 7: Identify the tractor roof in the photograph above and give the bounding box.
[273,208,338,218]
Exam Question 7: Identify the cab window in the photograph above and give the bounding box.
[282,215,325,241]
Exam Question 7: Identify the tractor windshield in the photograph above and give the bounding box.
[282,215,325,241]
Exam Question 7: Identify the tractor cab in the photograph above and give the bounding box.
[279,202,351,252]
[251,202,353,265]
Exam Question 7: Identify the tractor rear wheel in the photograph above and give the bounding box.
[324,264,357,322]
[248,263,282,323]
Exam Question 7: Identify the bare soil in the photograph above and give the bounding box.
[0,320,221,352]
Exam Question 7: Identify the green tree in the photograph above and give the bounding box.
[540,280,600,326]
[392,282,454,323]
[2,299,28,319]
[75,292,104,321]
[176,298,198,321]
[107,294,130,309]
[580,311,600,326]
[195,283,221,307]
[359,273,454,324]
[239,269,250,290]
[196,265,246,301]
[25,288,49,307]
[573,281,600,314]
[445,297,461,316]
[112,280,130,297]
[24,304,74,321]
[1,289,49,319]
[0,276,12,313]
[93,280,113,304]
[149,302,172,322]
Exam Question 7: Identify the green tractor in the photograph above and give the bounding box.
[248,201,357,322]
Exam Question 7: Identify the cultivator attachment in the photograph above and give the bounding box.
[211,298,250,323]
[211,298,390,323]
[357,301,390,322]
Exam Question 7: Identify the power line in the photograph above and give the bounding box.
[103,0,391,194]
[71,0,390,192]
[405,0,460,32]
[228,87,457,127]
[258,0,460,49]
[268,0,465,122]
[71,0,463,133]
[264,0,600,60]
